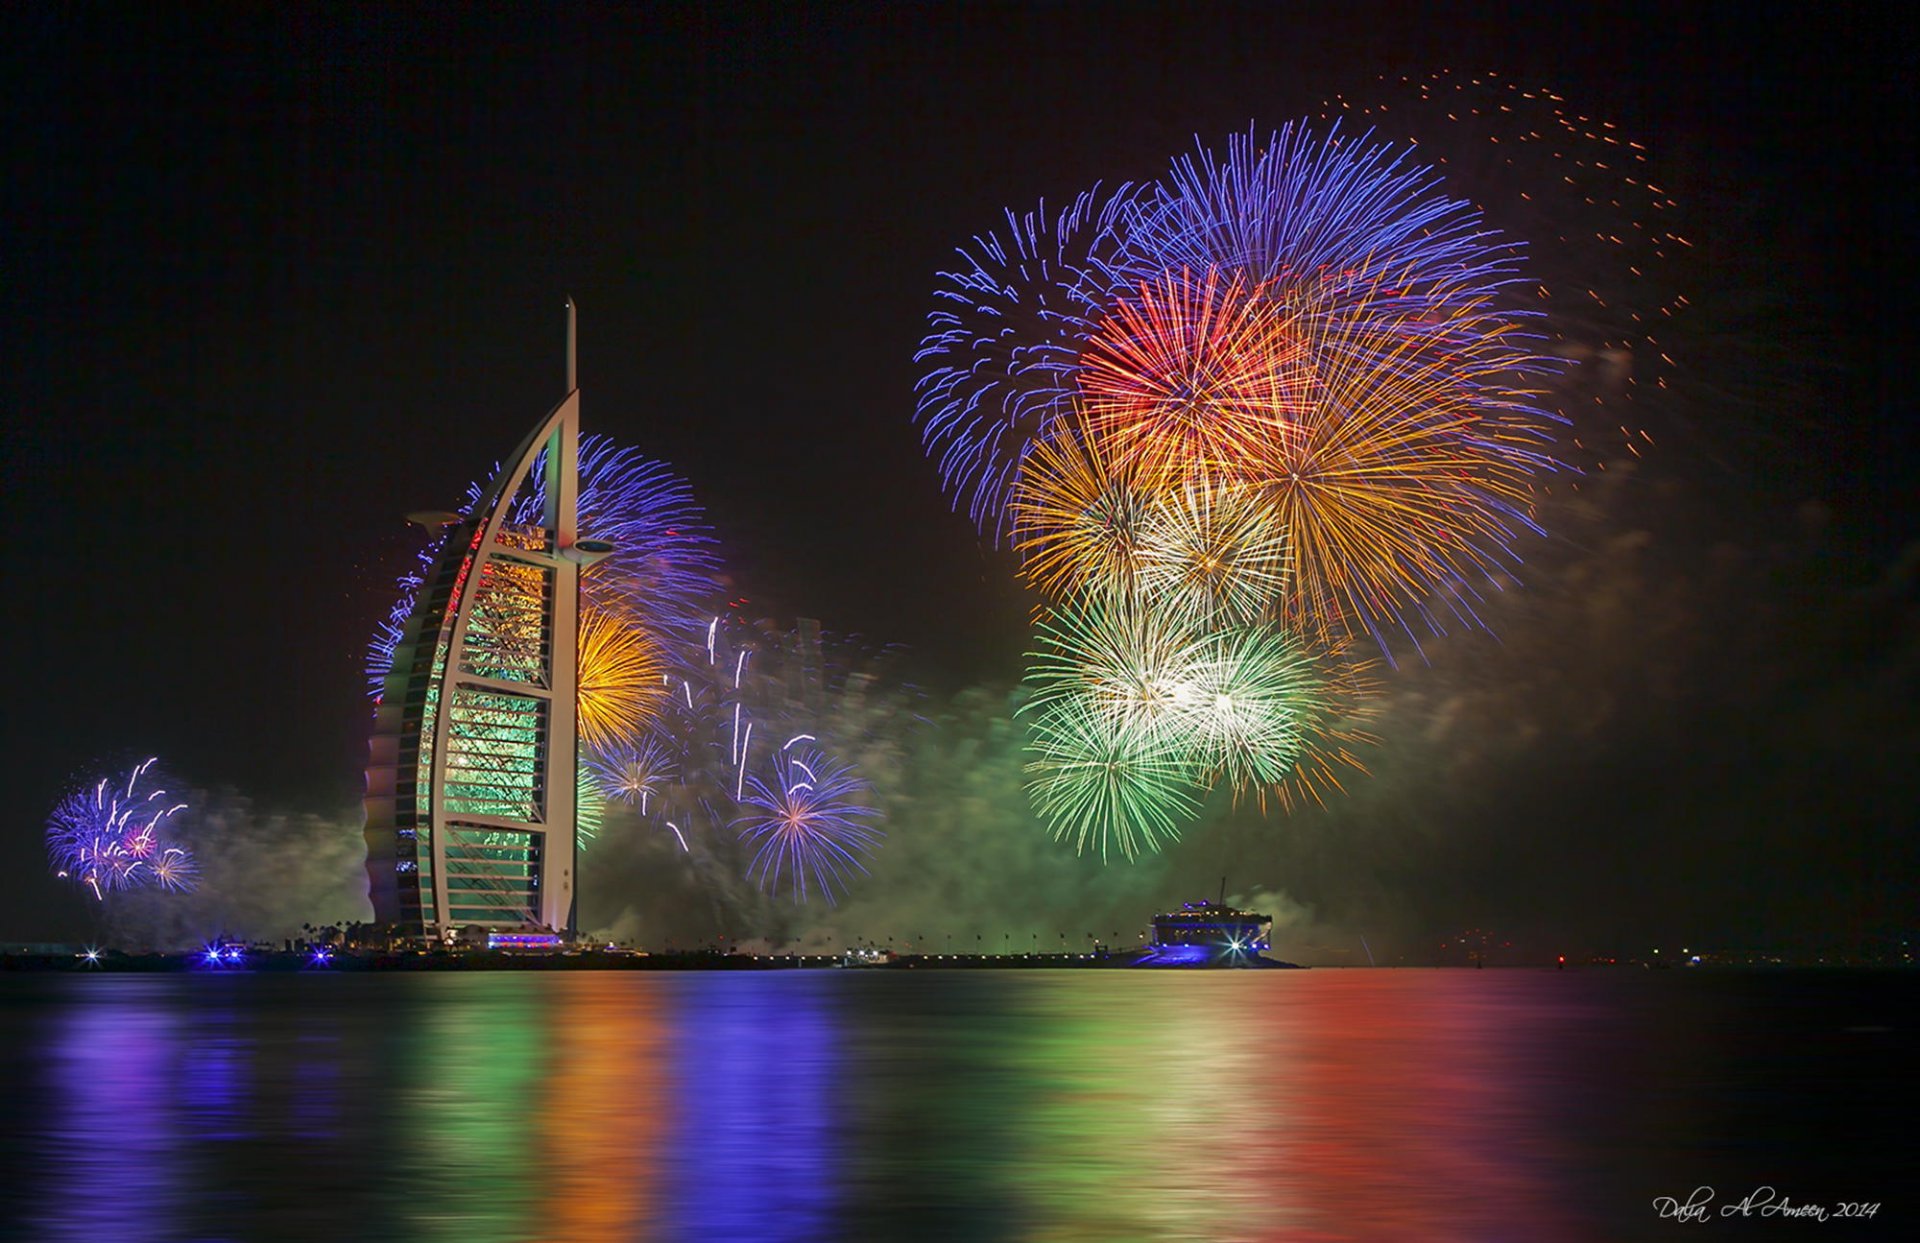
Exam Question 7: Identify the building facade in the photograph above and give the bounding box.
[364,316,590,939]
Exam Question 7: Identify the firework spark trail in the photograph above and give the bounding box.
[1110,123,1531,321]
[578,610,906,906]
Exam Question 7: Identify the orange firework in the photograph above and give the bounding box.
[1066,252,1554,645]
[577,600,667,754]
[1253,276,1552,642]
[1007,408,1174,604]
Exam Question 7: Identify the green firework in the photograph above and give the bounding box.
[1021,692,1202,862]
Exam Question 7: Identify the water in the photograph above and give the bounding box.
[0,969,1908,1241]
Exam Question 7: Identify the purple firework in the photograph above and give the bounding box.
[46,759,196,901]
[514,436,722,648]
[913,183,1141,540]
[586,737,679,817]
[734,742,883,905]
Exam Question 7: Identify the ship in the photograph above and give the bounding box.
[1131,889,1300,967]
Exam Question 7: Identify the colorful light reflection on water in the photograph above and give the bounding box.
[1,969,1908,1241]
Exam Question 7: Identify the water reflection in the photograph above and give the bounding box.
[394,976,545,1241]
[4,969,1905,1242]
[1007,976,1279,1241]
[539,974,665,1242]
[33,978,185,1243]
[664,975,842,1241]
[1254,972,1589,1241]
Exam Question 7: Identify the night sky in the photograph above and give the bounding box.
[3,4,1912,951]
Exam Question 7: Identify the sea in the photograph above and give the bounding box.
[0,968,1909,1241]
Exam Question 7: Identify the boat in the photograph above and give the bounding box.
[1131,898,1298,967]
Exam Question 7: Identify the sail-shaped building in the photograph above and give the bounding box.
[364,303,601,940]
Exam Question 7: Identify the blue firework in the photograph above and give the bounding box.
[46,759,196,901]
[544,437,722,651]
[1111,123,1511,291]
[913,183,1141,539]
[586,736,679,817]
[734,743,883,905]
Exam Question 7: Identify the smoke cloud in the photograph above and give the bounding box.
[105,790,371,951]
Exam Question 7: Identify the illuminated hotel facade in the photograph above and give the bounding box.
[364,304,599,939]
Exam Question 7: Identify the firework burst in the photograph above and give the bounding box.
[1181,623,1330,796]
[587,737,679,815]
[734,744,883,904]
[577,599,668,754]
[1021,694,1202,863]
[568,438,722,650]
[1135,475,1290,628]
[1023,594,1210,744]
[1008,409,1169,604]
[914,185,1142,538]
[1316,73,1691,479]
[46,759,196,901]
[1076,266,1315,477]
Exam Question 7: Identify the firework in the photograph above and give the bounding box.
[1008,408,1168,603]
[734,744,883,904]
[1135,474,1290,628]
[46,759,195,901]
[587,737,679,815]
[1021,693,1202,862]
[1316,74,1689,477]
[1181,623,1328,796]
[567,438,722,649]
[914,185,1142,537]
[1096,130,1558,646]
[1076,266,1314,478]
[1022,594,1210,743]
[575,765,607,849]
[912,121,1586,856]
[1111,122,1525,313]
[577,598,668,754]
[914,124,1567,651]
[1251,287,1555,647]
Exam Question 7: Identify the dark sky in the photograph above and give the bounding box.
[2,3,1912,946]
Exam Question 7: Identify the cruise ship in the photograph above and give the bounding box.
[1133,899,1292,967]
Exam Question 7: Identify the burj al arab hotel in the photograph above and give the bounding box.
[363,302,606,940]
